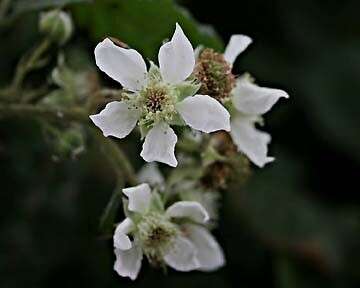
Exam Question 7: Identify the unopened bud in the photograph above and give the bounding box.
[194,48,235,102]
[39,10,73,45]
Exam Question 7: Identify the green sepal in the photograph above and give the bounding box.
[167,166,204,189]
[148,61,162,82]
[202,145,227,167]
[41,89,74,108]
[149,190,165,213]
[175,81,201,101]
[167,113,186,126]
[223,99,238,117]
[139,123,151,140]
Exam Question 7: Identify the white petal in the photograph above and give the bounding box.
[184,224,225,271]
[158,23,195,84]
[137,163,164,187]
[181,191,220,223]
[176,95,230,133]
[95,38,147,92]
[123,183,152,214]
[114,245,143,280]
[89,101,140,139]
[232,77,289,115]
[166,201,209,223]
[113,218,134,250]
[223,34,252,65]
[140,122,178,167]
[230,114,274,168]
[164,236,199,271]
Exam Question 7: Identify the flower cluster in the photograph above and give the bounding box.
[90,23,289,280]
[114,180,224,280]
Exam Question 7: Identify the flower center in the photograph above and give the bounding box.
[138,84,177,127]
[194,48,235,102]
[137,212,177,265]
[145,86,168,113]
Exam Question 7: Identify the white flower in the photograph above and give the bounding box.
[90,23,230,167]
[229,74,289,167]
[199,35,289,167]
[113,183,225,280]
[137,163,219,225]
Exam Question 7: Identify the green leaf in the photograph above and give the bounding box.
[302,45,360,162]
[72,0,223,59]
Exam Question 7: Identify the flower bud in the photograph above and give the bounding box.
[39,10,73,45]
[45,125,85,161]
[194,48,235,102]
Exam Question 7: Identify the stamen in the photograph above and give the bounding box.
[137,212,177,266]
[145,87,168,113]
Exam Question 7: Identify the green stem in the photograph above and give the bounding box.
[91,128,138,186]
[11,38,51,92]
[99,180,124,235]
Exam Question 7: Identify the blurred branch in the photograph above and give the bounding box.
[0,0,11,19]
[0,103,88,122]
[0,101,138,187]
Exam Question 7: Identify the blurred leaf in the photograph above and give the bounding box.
[274,256,331,288]
[227,153,360,273]
[275,257,301,288]
[301,45,360,162]
[72,0,223,59]
[12,0,92,15]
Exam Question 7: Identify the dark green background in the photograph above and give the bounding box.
[0,0,359,287]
